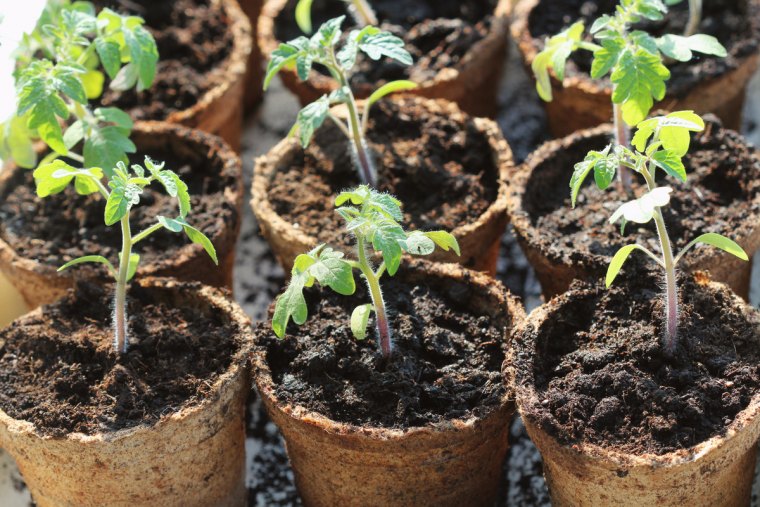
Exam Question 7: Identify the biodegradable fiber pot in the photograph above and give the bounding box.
[508,274,760,506]
[96,0,252,150]
[0,122,244,309]
[251,96,513,275]
[252,259,526,507]
[511,0,760,137]
[259,0,512,118]
[506,120,760,300]
[0,278,254,507]
[239,0,265,110]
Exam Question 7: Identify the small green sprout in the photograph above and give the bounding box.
[35,156,217,353]
[272,185,460,358]
[570,111,747,354]
[264,16,416,187]
[0,1,158,172]
[295,0,377,34]
[532,0,725,191]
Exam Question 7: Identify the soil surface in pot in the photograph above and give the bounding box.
[268,99,499,257]
[522,118,760,272]
[257,273,507,428]
[0,281,241,437]
[527,0,759,97]
[94,0,233,119]
[521,273,760,455]
[274,0,498,87]
[0,146,237,273]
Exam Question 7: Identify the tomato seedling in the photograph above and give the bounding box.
[570,111,748,354]
[264,16,416,187]
[272,185,460,358]
[4,2,216,354]
[35,156,217,353]
[1,1,157,172]
[532,0,725,191]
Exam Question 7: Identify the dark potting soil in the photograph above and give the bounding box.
[0,146,236,273]
[527,0,760,97]
[517,273,760,455]
[274,0,498,87]
[256,272,509,428]
[0,281,241,437]
[268,99,499,263]
[522,117,760,273]
[94,0,233,120]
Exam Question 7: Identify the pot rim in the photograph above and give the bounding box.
[506,121,760,275]
[507,274,760,469]
[251,95,513,266]
[510,0,760,99]
[0,277,254,444]
[251,257,526,441]
[163,0,252,126]
[0,121,244,286]
[257,0,512,97]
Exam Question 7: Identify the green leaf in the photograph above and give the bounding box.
[424,231,461,256]
[609,187,672,225]
[295,0,315,33]
[105,166,142,225]
[295,95,330,147]
[570,146,613,206]
[658,34,727,62]
[94,37,121,79]
[178,217,218,265]
[94,107,133,130]
[591,38,624,79]
[110,63,139,91]
[2,115,37,168]
[82,70,105,99]
[307,246,356,295]
[58,255,116,276]
[606,244,645,287]
[404,231,436,256]
[368,217,406,275]
[118,252,140,281]
[264,38,308,89]
[73,167,104,195]
[532,21,585,100]
[83,125,136,172]
[682,233,748,262]
[593,152,618,190]
[366,80,418,108]
[611,48,670,125]
[157,215,184,232]
[123,23,158,90]
[651,150,687,181]
[358,31,412,65]
[315,16,344,47]
[33,159,76,197]
[272,271,310,338]
[350,304,373,340]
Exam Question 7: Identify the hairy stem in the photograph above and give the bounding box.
[357,236,392,357]
[613,100,633,195]
[643,164,678,353]
[114,215,133,353]
[685,0,702,36]
[349,0,378,26]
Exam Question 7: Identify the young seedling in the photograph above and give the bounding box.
[271,185,460,358]
[532,0,725,191]
[569,110,748,354]
[264,16,416,187]
[34,156,217,353]
[1,1,157,172]
[295,0,378,34]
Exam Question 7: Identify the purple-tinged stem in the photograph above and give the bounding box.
[613,101,633,195]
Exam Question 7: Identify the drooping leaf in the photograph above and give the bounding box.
[350,304,374,340]
[295,0,315,33]
[606,244,645,287]
[366,80,418,108]
[58,255,116,276]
